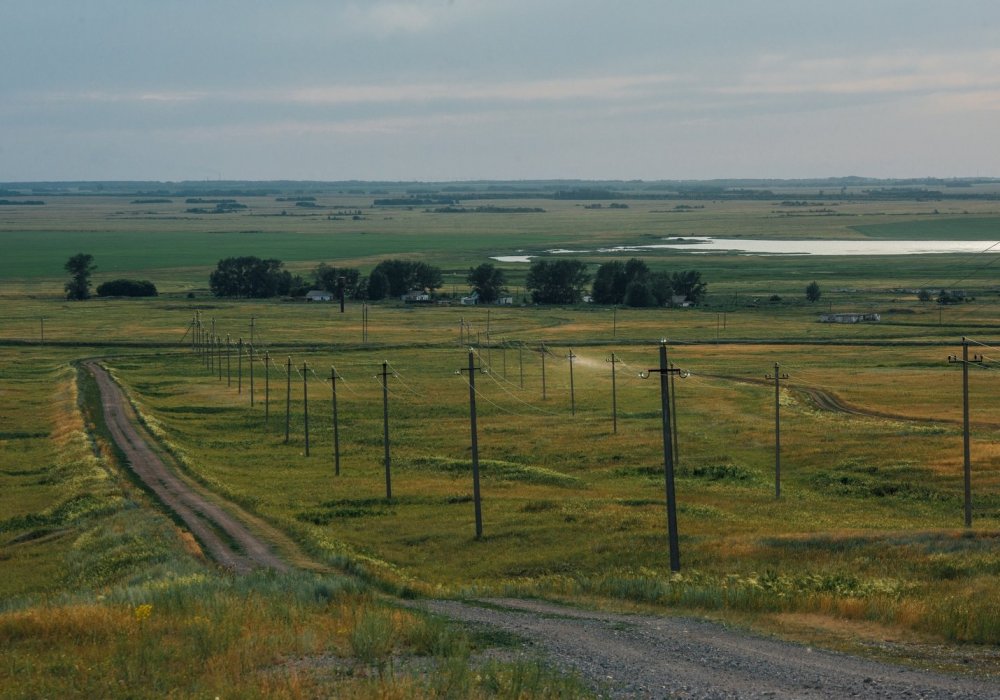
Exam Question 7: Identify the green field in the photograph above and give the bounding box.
[2,183,1000,696]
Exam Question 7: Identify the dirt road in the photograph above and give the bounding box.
[84,360,288,574]
[420,598,999,699]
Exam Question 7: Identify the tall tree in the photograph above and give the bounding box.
[670,270,708,305]
[467,262,507,303]
[64,253,96,300]
[591,261,627,304]
[314,264,362,298]
[526,259,591,304]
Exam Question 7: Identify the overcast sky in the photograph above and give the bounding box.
[2,1,1000,182]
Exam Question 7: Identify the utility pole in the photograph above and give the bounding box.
[567,349,577,416]
[285,356,292,445]
[606,352,621,434]
[518,342,524,389]
[381,361,392,500]
[302,361,310,457]
[949,337,983,527]
[765,362,789,499]
[226,335,231,387]
[641,340,687,572]
[541,343,547,400]
[237,338,243,393]
[249,316,255,346]
[458,349,484,539]
[264,350,270,424]
[217,336,222,381]
[331,367,341,476]
[210,318,216,371]
[249,343,255,407]
[338,276,346,313]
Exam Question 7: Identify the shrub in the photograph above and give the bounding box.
[96,279,158,297]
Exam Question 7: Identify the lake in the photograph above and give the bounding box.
[492,238,1000,262]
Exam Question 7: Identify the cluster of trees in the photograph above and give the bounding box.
[590,259,707,307]
[96,279,157,297]
[209,257,307,298]
[208,257,449,301]
[526,260,591,304]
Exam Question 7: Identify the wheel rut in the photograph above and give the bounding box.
[83,360,290,574]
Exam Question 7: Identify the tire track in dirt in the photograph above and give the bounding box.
[703,373,948,425]
[84,360,290,574]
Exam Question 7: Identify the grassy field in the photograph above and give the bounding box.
[2,186,1000,695]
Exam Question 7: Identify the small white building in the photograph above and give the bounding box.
[460,291,480,306]
[402,290,431,303]
[820,312,881,323]
[305,290,333,302]
[496,296,514,306]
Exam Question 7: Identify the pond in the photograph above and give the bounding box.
[492,238,1000,262]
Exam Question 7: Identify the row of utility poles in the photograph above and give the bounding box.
[186,314,992,565]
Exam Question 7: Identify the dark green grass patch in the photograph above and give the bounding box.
[403,456,584,488]
[852,217,1000,240]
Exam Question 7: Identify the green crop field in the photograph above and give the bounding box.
[2,182,1000,696]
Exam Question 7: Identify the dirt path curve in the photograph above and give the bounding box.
[704,373,944,424]
[419,598,998,699]
[84,360,289,574]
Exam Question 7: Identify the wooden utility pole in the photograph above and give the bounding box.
[302,361,310,456]
[765,362,789,499]
[237,338,243,393]
[249,343,255,407]
[606,352,621,434]
[567,349,577,416]
[459,350,484,538]
[949,337,983,527]
[284,356,292,444]
[381,361,392,500]
[641,341,686,572]
[331,367,341,476]
[264,350,270,424]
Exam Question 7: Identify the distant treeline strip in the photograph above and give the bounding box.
[0,199,44,205]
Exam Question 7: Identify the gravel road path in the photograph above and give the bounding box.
[419,598,998,699]
[85,360,288,573]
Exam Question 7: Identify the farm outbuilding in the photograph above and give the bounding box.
[819,312,881,323]
[305,290,333,302]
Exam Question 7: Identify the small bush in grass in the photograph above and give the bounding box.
[350,607,396,670]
